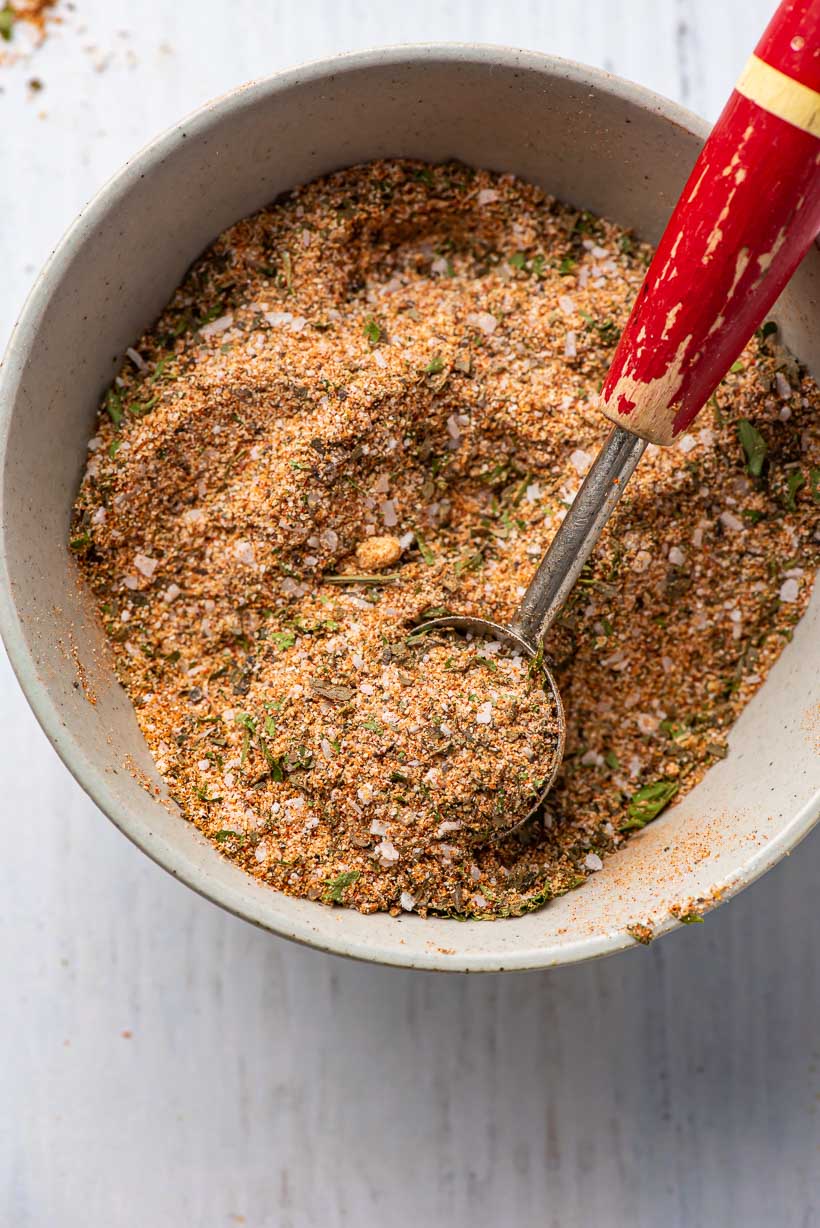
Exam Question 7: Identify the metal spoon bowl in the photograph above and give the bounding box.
[411,426,647,840]
[410,614,566,837]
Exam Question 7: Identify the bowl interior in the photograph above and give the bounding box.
[1,47,818,971]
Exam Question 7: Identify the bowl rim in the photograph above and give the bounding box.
[3,42,817,973]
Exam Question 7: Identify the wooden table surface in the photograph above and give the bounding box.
[2,2,818,1225]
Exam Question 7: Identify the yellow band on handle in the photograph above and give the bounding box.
[736,53,820,139]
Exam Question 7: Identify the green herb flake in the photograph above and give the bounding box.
[324,869,360,903]
[604,750,620,771]
[0,5,14,40]
[621,780,679,831]
[730,360,745,374]
[783,469,806,512]
[69,532,92,552]
[362,717,383,734]
[213,828,243,843]
[269,630,296,651]
[508,251,527,270]
[415,532,435,565]
[810,467,820,505]
[364,317,381,345]
[737,419,767,477]
[425,355,444,375]
[105,390,124,429]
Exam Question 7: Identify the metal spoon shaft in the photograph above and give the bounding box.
[511,426,647,647]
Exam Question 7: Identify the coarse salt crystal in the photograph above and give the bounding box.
[400,892,416,912]
[182,508,205,525]
[431,255,449,275]
[558,295,575,315]
[570,449,592,476]
[126,346,148,372]
[120,609,131,623]
[636,712,657,734]
[584,853,604,872]
[470,865,482,882]
[436,820,463,838]
[525,482,541,503]
[632,550,652,573]
[123,575,139,590]
[233,539,256,565]
[475,701,493,725]
[678,434,697,453]
[369,819,387,837]
[92,507,106,525]
[477,188,498,206]
[199,313,234,338]
[719,510,744,532]
[471,894,488,910]
[290,316,308,333]
[564,331,577,358]
[779,577,799,603]
[255,841,268,863]
[775,371,792,399]
[380,499,398,527]
[265,311,293,328]
[466,311,497,335]
[134,553,157,578]
[376,839,400,865]
[87,436,102,452]
[668,546,685,566]
[163,583,181,603]
[373,350,387,369]
[320,738,333,760]
[580,749,604,767]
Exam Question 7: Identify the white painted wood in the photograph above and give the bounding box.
[2,2,818,1225]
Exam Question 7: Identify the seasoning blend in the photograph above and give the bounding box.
[71,159,819,918]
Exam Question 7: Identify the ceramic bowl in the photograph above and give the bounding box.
[1,46,818,971]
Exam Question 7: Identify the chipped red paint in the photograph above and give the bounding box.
[601,0,820,445]
[757,0,820,91]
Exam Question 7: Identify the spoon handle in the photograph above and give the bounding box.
[510,427,645,647]
[513,0,820,647]
[600,0,820,445]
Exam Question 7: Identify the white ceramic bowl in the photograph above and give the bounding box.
[1,46,818,971]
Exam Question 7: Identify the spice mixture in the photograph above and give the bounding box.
[70,159,819,918]
[0,0,58,45]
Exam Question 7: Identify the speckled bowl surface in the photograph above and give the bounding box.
[1,46,818,971]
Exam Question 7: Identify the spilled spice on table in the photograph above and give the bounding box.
[70,159,819,918]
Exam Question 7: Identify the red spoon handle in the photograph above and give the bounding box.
[600,0,820,446]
